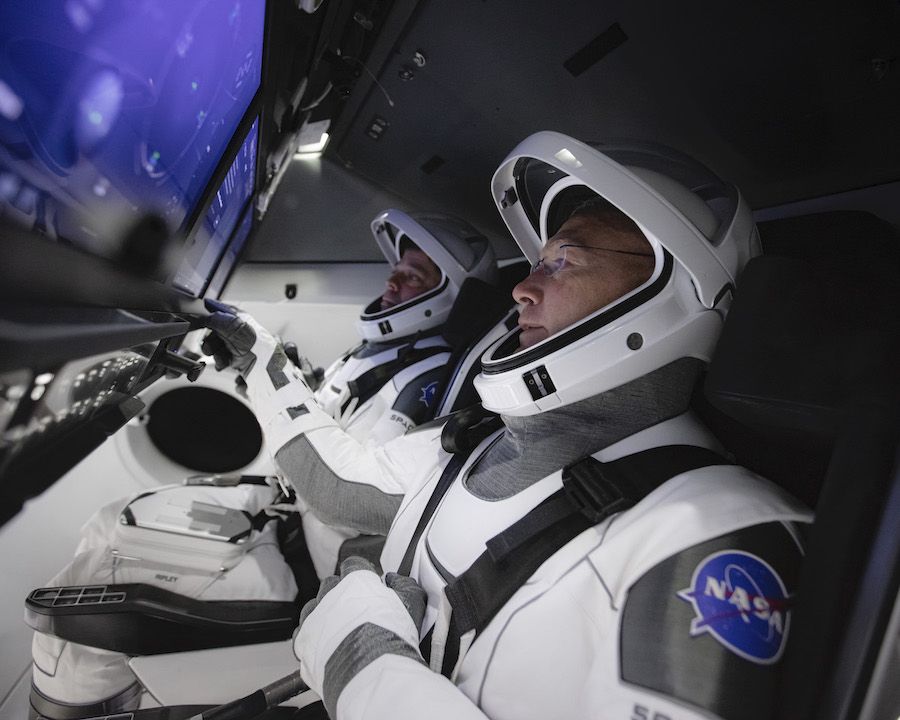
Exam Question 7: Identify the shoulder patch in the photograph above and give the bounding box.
[393,365,448,425]
[419,380,439,408]
[677,550,789,664]
[620,521,806,720]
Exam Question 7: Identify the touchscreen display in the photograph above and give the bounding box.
[173,116,258,296]
[0,1,265,252]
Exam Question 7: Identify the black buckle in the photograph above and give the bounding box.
[562,457,636,524]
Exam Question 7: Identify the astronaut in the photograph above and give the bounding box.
[28,209,502,719]
[206,209,503,578]
[207,208,500,449]
[245,133,812,719]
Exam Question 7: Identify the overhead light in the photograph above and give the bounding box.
[295,132,329,156]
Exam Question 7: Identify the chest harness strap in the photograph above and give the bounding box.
[397,410,504,577]
[426,444,730,677]
[340,344,450,416]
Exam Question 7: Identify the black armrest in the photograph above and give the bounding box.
[28,697,303,720]
[25,583,298,654]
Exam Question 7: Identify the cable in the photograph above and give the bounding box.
[341,55,394,107]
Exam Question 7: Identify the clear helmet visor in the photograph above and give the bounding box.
[358,209,499,341]
[497,135,754,306]
[475,132,760,415]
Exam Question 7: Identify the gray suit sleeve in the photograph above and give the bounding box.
[276,435,403,535]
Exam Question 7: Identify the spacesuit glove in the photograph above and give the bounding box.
[203,299,314,431]
[202,299,282,376]
[293,557,427,718]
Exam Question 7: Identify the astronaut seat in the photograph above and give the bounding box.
[698,210,900,720]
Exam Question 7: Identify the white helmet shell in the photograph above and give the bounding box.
[358,209,498,341]
[474,131,760,416]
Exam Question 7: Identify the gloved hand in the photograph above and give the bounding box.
[293,557,427,718]
[201,299,281,375]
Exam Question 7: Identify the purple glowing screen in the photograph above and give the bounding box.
[173,116,258,296]
[0,1,265,251]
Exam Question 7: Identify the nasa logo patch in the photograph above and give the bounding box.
[418,380,438,407]
[677,550,790,664]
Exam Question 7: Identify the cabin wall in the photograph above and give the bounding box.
[222,263,387,368]
[247,156,417,262]
[245,155,518,264]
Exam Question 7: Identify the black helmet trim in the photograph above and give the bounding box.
[481,251,674,376]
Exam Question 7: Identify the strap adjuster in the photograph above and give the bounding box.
[562,457,636,524]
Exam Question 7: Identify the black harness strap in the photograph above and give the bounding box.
[397,452,468,577]
[235,475,272,486]
[341,345,449,415]
[397,413,503,576]
[436,445,729,676]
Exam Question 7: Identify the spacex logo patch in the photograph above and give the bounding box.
[677,550,790,664]
[419,380,438,407]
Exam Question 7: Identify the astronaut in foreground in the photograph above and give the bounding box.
[230,132,811,718]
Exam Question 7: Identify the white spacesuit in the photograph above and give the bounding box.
[28,209,503,718]
[314,209,501,446]
[284,209,502,576]
[286,133,813,720]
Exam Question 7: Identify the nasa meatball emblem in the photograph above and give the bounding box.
[677,550,790,664]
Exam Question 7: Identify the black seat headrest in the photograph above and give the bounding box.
[701,246,900,505]
[706,255,899,438]
[756,210,900,283]
[442,276,513,348]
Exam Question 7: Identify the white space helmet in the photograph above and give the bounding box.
[358,209,499,341]
[474,131,760,416]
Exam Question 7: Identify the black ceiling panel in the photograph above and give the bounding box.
[322,0,900,240]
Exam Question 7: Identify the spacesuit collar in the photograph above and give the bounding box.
[468,358,703,501]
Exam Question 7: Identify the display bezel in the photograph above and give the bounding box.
[170,101,262,298]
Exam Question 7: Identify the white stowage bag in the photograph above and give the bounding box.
[32,484,298,706]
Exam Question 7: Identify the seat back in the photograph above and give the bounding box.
[434,274,519,415]
[698,211,900,720]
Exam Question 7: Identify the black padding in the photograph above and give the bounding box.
[29,699,301,720]
[707,254,898,435]
[435,446,728,677]
[757,210,900,284]
[276,512,320,603]
[702,253,900,506]
[29,681,142,720]
[25,583,298,654]
[336,534,387,573]
[699,210,900,719]
[345,345,448,415]
[146,386,262,472]
[776,393,900,720]
[440,277,513,349]
[497,259,529,295]
[437,276,514,412]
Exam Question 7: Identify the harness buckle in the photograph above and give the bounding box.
[561,457,636,524]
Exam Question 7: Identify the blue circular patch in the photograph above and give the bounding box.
[677,550,790,664]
